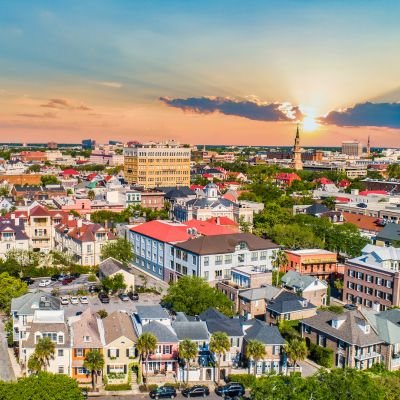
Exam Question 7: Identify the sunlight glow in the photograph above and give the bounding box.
[300,106,320,132]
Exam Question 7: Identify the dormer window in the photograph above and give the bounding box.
[365,324,370,334]
[84,336,91,342]
[331,319,345,329]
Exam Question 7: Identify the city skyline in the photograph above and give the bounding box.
[1,1,400,145]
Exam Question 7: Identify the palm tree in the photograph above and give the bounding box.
[271,249,288,287]
[284,338,307,370]
[136,332,157,384]
[83,349,105,391]
[27,353,42,374]
[209,331,231,384]
[87,190,95,201]
[34,337,55,372]
[179,339,198,383]
[245,339,265,376]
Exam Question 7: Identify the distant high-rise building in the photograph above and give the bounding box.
[291,125,303,170]
[82,139,95,150]
[341,140,363,157]
[124,140,191,189]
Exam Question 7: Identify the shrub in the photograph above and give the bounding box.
[97,309,108,319]
[309,343,334,368]
[88,274,97,282]
[319,305,343,314]
[227,373,257,388]
[139,384,158,392]
[104,383,131,391]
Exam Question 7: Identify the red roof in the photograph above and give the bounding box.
[276,172,301,180]
[315,177,333,185]
[206,216,238,226]
[222,192,238,203]
[62,168,79,176]
[339,179,350,187]
[29,205,52,217]
[202,173,213,178]
[335,197,350,203]
[186,219,236,235]
[343,212,383,233]
[359,190,387,196]
[86,173,97,181]
[190,185,204,191]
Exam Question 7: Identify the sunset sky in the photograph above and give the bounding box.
[1,1,400,146]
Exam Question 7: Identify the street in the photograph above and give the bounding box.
[91,393,240,400]
[0,318,15,382]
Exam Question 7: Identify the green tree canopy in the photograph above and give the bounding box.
[162,276,234,316]
[179,339,198,383]
[0,272,28,312]
[246,339,266,376]
[40,175,60,186]
[101,273,127,294]
[100,238,133,265]
[210,331,231,383]
[83,349,104,391]
[136,332,157,383]
[0,372,83,400]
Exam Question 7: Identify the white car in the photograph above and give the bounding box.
[70,296,79,305]
[39,279,51,287]
[60,296,69,305]
[79,296,89,304]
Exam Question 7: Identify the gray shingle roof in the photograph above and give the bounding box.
[136,305,170,321]
[11,292,61,315]
[302,310,383,347]
[142,321,178,343]
[99,257,128,276]
[364,309,400,345]
[244,320,285,345]
[281,270,322,291]
[199,308,243,337]
[267,292,317,315]
[172,321,209,341]
[239,286,281,302]
[376,223,400,242]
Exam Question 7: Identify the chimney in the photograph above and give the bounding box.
[14,218,19,226]
[11,213,15,220]
[68,214,73,221]
[216,216,221,225]
[77,219,82,228]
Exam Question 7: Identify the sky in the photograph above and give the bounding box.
[0,0,400,146]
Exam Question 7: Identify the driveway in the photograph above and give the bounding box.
[0,319,15,381]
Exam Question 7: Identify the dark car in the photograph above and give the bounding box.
[21,277,34,285]
[357,203,367,208]
[128,292,139,301]
[215,383,245,398]
[182,385,210,397]
[70,272,81,279]
[149,386,177,399]
[51,274,64,281]
[88,285,101,293]
[61,277,74,285]
[344,303,357,311]
[98,292,110,303]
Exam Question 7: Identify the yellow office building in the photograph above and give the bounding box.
[124,141,191,188]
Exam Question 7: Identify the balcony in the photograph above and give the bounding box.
[354,351,381,361]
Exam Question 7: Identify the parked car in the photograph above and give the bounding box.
[89,285,101,294]
[20,277,34,285]
[51,273,64,281]
[98,292,110,303]
[182,385,210,397]
[58,274,67,281]
[39,279,51,287]
[76,311,83,316]
[70,296,79,305]
[344,303,357,311]
[215,383,245,398]
[80,296,89,304]
[61,277,74,285]
[149,386,177,399]
[128,292,139,301]
[119,293,130,302]
[60,296,69,305]
[357,203,367,208]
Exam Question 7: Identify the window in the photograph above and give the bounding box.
[273,346,280,355]
[58,334,64,344]
[204,271,209,280]
[318,335,326,347]
[77,367,88,374]
[376,278,383,286]
[216,256,223,265]
[386,281,392,289]
[304,325,311,334]
[192,255,197,264]
[260,251,267,260]
[251,252,258,261]
[204,257,209,267]
[215,270,222,279]
[224,255,232,264]
[348,270,355,277]
[366,275,373,283]
[58,366,65,374]
[84,336,91,342]
[163,345,172,354]
[76,349,84,357]
[238,254,245,263]
[58,349,64,357]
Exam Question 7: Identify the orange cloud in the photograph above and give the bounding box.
[40,98,92,111]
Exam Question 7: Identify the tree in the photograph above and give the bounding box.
[209,331,231,383]
[27,353,42,374]
[321,197,336,210]
[0,372,83,400]
[239,216,252,233]
[34,337,55,372]
[269,223,323,249]
[0,272,28,312]
[179,339,198,383]
[271,249,288,287]
[27,164,41,173]
[102,273,127,294]
[83,349,105,391]
[162,276,234,316]
[40,175,60,186]
[97,309,108,319]
[100,238,133,265]
[136,332,157,384]
[284,338,307,369]
[246,339,265,376]
[87,190,95,200]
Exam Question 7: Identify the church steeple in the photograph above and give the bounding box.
[292,124,303,170]
[367,135,371,156]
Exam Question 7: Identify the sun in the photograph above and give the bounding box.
[302,115,319,131]
[299,106,320,132]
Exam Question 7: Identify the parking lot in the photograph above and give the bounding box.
[28,274,91,294]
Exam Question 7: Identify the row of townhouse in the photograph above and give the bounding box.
[301,307,400,371]
[0,203,116,265]
[11,292,288,384]
[129,219,279,285]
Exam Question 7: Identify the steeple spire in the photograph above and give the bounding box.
[292,124,303,170]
